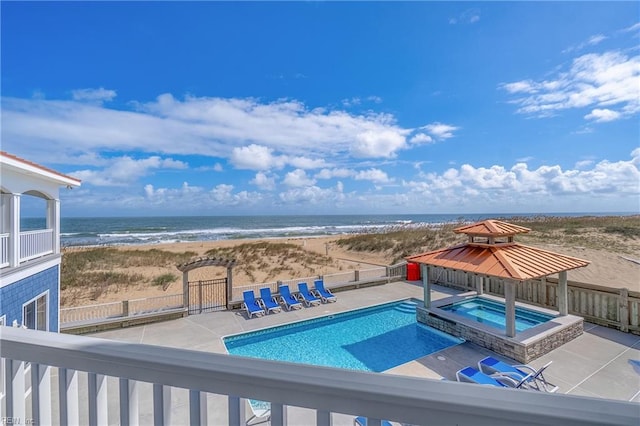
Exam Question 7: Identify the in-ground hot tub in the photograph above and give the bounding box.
[417,293,583,363]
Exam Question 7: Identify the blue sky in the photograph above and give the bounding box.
[2,1,639,217]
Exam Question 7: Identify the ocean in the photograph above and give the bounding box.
[19,213,627,248]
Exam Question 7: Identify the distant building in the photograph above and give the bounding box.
[0,151,80,332]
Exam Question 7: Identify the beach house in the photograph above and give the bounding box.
[0,151,80,332]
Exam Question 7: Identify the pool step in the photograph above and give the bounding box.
[395,302,418,313]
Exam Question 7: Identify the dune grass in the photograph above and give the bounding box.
[205,241,334,281]
[61,248,197,292]
[336,215,640,260]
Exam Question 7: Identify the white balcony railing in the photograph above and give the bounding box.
[1,327,637,426]
[0,233,9,268]
[19,229,54,262]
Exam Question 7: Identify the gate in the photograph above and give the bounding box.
[188,278,227,314]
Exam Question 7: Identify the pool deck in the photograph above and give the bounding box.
[89,280,640,423]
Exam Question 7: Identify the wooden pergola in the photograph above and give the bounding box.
[177,256,237,309]
[406,220,590,337]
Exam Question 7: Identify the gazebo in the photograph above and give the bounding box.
[407,220,590,338]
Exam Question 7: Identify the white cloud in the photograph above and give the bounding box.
[73,155,187,186]
[449,8,481,25]
[278,184,345,205]
[409,149,640,200]
[352,130,407,158]
[516,156,534,163]
[409,133,433,144]
[283,169,316,187]
[315,168,354,179]
[288,156,327,169]
[575,160,594,169]
[230,144,283,170]
[250,172,276,190]
[584,108,622,122]
[354,168,392,184]
[422,122,459,139]
[622,22,640,33]
[502,51,640,121]
[1,94,432,167]
[71,88,117,103]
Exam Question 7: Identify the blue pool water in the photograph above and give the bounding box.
[224,300,463,373]
[441,297,555,332]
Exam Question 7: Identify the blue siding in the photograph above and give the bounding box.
[0,266,59,332]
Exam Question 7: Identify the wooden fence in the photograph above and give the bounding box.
[428,266,640,335]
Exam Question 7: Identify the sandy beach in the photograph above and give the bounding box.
[61,229,640,307]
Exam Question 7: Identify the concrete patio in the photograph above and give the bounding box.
[86,280,640,424]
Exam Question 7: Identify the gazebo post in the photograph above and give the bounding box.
[558,270,568,316]
[476,275,483,295]
[421,264,431,308]
[504,280,516,338]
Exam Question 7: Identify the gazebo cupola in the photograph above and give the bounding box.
[454,220,531,245]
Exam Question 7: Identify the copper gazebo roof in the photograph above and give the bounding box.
[407,220,590,281]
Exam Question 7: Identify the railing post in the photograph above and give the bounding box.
[317,409,332,426]
[189,390,207,425]
[88,373,108,426]
[119,378,138,426]
[122,300,130,317]
[620,288,629,333]
[31,363,52,426]
[354,270,360,282]
[198,280,204,314]
[153,384,172,426]
[271,402,287,426]
[59,368,79,426]
[5,359,26,421]
[228,396,246,426]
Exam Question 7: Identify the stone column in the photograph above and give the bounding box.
[558,270,568,316]
[421,264,431,308]
[504,280,516,338]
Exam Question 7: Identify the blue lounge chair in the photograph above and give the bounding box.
[278,285,302,310]
[242,290,265,318]
[478,356,558,392]
[354,416,393,426]
[297,282,321,307]
[456,366,530,389]
[259,287,282,314]
[313,279,336,303]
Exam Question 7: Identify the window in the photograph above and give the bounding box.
[23,292,48,331]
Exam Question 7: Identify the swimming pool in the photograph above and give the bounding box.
[440,297,555,332]
[224,299,463,373]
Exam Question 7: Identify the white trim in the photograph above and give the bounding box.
[0,256,61,288]
[0,315,5,326]
[0,153,81,187]
[22,290,49,331]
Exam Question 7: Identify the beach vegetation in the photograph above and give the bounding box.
[152,273,178,288]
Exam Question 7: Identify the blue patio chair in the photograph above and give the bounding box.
[313,279,336,303]
[354,416,393,426]
[478,356,557,392]
[242,290,265,318]
[259,287,282,314]
[278,285,302,310]
[456,366,530,389]
[297,282,321,307]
